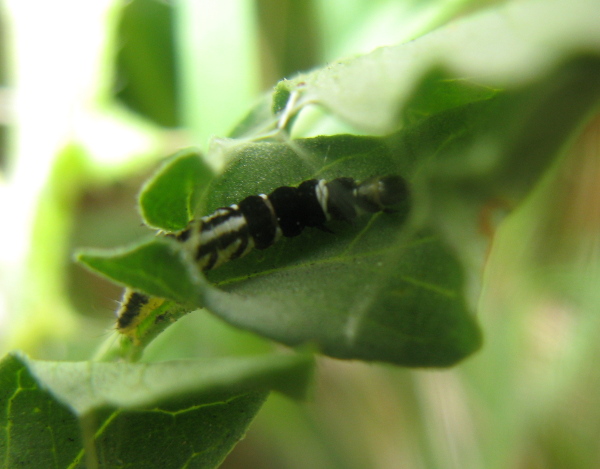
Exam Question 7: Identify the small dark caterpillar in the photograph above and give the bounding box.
[116,175,409,334]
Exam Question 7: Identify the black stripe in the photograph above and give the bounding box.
[195,228,250,268]
[268,185,304,237]
[229,224,250,260]
[195,237,216,261]
[199,225,245,257]
[117,291,149,329]
[295,179,327,228]
[203,249,219,270]
[238,195,278,250]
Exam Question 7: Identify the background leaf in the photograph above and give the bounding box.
[114,0,180,127]
[278,0,600,133]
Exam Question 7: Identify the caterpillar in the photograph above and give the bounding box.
[116,175,409,333]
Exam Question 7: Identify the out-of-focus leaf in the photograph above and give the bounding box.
[114,0,180,127]
[277,0,600,133]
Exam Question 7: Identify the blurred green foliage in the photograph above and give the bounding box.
[2,0,600,468]
[115,0,180,127]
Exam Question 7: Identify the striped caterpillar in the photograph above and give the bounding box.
[116,175,409,333]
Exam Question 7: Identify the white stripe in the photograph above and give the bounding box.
[315,179,330,221]
[198,214,246,246]
[259,193,282,242]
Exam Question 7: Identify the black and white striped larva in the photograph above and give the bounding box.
[116,175,409,334]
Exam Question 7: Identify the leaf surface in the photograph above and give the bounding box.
[139,149,215,231]
[0,352,313,468]
[77,238,203,306]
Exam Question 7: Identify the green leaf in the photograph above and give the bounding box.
[139,149,215,231]
[76,238,203,306]
[139,59,597,366]
[0,352,314,468]
[0,354,82,468]
[90,392,264,469]
[114,0,180,127]
[192,131,482,366]
[119,131,481,366]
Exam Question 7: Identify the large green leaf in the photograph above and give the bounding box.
[200,132,483,367]
[80,131,481,366]
[0,352,313,468]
